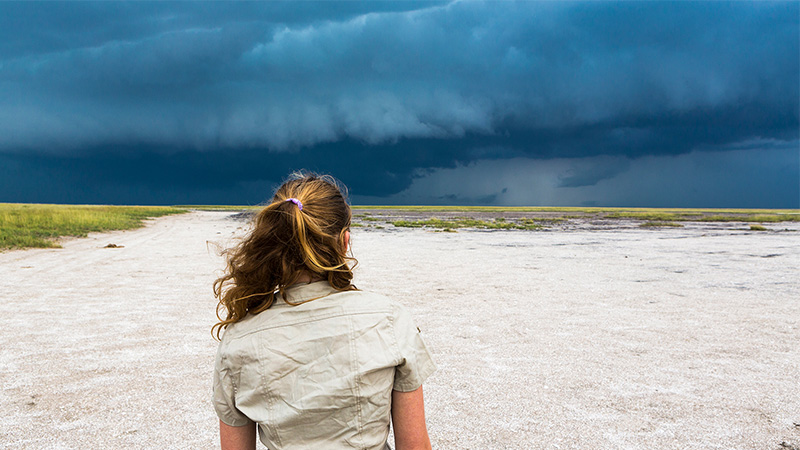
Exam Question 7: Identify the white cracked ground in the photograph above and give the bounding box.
[0,211,798,449]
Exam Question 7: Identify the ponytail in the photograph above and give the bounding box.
[212,173,357,340]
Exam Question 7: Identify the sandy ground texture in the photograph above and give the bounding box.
[1,210,799,449]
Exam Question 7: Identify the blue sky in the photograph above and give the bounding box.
[0,1,797,207]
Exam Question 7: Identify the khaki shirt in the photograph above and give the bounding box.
[213,281,436,450]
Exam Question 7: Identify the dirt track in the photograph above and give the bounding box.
[1,211,798,449]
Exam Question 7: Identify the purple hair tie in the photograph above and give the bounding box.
[285,198,303,211]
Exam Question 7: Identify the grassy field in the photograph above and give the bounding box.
[0,204,185,250]
[352,205,800,215]
[390,217,544,231]
[186,204,800,218]
[352,206,799,231]
[3,203,798,250]
[182,204,800,231]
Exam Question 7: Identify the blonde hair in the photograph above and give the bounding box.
[212,172,357,339]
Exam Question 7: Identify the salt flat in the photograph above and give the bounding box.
[1,211,798,449]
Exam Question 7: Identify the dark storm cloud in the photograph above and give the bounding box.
[0,1,797,204]
[2,1,796,152]
[0,137,470,201]
[0,2,444,59]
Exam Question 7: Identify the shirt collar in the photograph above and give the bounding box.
[277,280,339,305]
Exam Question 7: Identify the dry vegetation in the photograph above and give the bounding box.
[349,206,799,232]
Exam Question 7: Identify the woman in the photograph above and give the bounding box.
[212,173,436,450]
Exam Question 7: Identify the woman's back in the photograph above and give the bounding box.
[212,173,434,449]
[214,281,435,449]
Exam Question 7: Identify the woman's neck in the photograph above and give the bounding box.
[294,271,323,284]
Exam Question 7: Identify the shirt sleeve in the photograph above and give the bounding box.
[392,304,437,392]
[212,341,254,427]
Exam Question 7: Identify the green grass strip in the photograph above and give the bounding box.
[391,217,542,230]
[639,221,684,228]
[353,205,799,214]
[175,204,800,219]
[0,203,186,250]
[607,211,799,222]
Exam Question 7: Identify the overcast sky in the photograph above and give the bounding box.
[0,1,797,207]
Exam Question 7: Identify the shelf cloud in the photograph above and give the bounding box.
[0,1,796,206]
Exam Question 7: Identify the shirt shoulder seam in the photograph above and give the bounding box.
[224,308,394,341]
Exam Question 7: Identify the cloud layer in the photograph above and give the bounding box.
[363,143,799,208]
[0,1,797,206]
[1,2,796,154]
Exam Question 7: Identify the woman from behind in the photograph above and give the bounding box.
[212,173,435,450]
